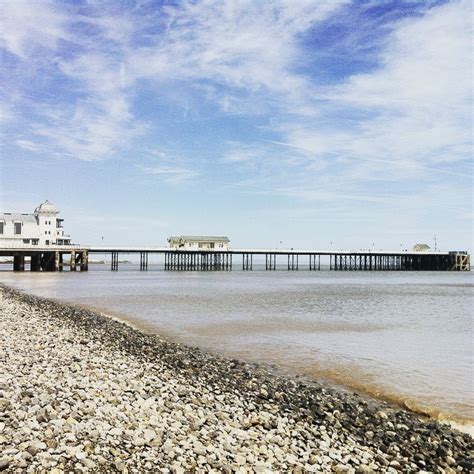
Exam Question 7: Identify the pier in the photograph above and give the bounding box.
[0,246,470,272]
[0,246,89,272]
[96,247,469,272]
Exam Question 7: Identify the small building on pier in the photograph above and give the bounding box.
[0,200,72,246]
[413,243,431,252]
[168,235,230,251]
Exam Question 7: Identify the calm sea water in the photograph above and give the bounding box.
[1,264,473,431]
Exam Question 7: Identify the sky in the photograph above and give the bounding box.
[0,0,472,251]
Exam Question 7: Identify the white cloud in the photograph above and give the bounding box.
[0,102,14,123]
[140,165,199,184]
[2,0,347,161]
[15,139,45,153]
[270,0,472,195]
[128,0,346,111]
[0,0,68,58]
[1,0,471,196]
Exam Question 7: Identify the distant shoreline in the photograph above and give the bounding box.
[0,284,472,471]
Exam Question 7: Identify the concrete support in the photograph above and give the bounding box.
[30,254,41,272]
[81,250,89,271]
[41,252,55,271]
[13,255,25,271]
[70,250,76,272]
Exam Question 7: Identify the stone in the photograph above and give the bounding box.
[235,454,246,466]
[0,285,472,474]
[0,459,10,472]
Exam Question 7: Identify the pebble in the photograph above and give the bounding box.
[0,285,472,472]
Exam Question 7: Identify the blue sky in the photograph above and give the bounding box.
[0,0,472,250]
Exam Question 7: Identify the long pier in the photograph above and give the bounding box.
[0,246,470,272]
[87,247,470,272]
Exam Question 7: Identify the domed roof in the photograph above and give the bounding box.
[34,200,58,215]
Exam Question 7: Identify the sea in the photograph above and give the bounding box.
[1,263,472,434]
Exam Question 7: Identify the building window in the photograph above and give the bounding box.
[46,240,49,245]
[0,222,3,234]
[23,239,30,244]
[14,222,22,235]
[32,239,39,245]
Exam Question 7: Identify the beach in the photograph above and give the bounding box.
[0,284,472,473]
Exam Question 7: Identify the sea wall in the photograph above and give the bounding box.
[0,285,472,472]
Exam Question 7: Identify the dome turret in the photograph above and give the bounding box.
[34,200,58,215]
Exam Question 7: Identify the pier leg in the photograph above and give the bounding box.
[70,251,76,271]
[30,254,41,272]
[13,255,25,271]
[81,251,88,271]
[41,252,56,272]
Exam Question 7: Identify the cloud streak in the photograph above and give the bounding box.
[1,0,471,207]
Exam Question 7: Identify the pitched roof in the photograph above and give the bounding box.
[413,243,431,250]
[0,213,37,223]
[168,235,230,243]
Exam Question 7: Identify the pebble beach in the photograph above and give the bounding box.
[0,284,472,473]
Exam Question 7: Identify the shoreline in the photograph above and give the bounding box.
[1,284,472,472]
[59,298,474,435]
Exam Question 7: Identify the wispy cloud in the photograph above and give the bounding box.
[277,0,472,179]
[1,0,471,215]
[0,0,68,58]
[139,165,199,185]
[15,139,46,153]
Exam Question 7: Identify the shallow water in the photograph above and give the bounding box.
[1,264,473,430]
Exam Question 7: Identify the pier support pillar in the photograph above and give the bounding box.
[111,251,119,271]
[13,255,25,271]
[139,251,148,271]
[70,250,76,271]
[41,252,56,271]
[80,251,88,271]
[30,254,41,272]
